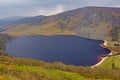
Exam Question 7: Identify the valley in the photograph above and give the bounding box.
[0,6,120,80]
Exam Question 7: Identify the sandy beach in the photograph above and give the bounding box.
[91,40,112,68]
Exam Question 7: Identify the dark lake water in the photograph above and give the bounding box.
[5,35,110,66]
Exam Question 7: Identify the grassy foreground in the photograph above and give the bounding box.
[98,41,120,69]
[98,55,120,69]
[0,60,84,80]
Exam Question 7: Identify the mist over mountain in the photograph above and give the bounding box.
[1,6,120,41]
[0,16,27,30]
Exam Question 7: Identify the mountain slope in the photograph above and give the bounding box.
[0,16,26,29]
[3,6,120,41]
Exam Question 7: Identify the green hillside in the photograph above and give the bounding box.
[0,61,85,80]
[98,41,120,69]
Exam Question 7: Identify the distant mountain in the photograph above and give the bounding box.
[2,6,120,41]
[0,15,46,30]
[0,16,26,29]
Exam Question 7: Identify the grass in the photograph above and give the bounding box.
[98,41,120,69]
[0,60,85,80]
[15,65,85,80]
[0,53,120,80]
[98,55,120,69]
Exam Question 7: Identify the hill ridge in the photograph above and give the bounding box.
[1,6,120,41]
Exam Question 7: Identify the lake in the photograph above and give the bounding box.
[5,35,110,66]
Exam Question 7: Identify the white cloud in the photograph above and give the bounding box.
[18,4,66,17]
[31,4,66,16]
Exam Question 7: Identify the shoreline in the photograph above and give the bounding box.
[91,40,112,68]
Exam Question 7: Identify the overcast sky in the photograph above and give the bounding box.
[0,0,120,19]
